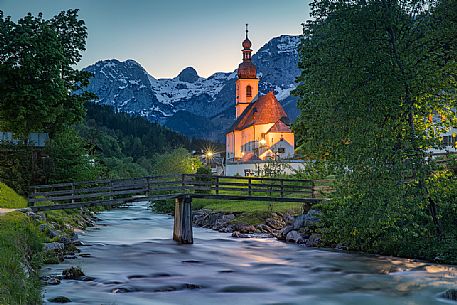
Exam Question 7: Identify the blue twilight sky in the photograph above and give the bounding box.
[1,0,311,78]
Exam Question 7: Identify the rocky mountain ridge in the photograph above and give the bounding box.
[83,35,302,141]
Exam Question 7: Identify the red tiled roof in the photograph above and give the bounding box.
[240,152,261,162]
[227,92,290,132]
[267,120,292,133]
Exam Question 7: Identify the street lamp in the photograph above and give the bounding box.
[205,150,214,166]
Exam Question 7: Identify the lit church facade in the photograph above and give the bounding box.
[225,28,295,165]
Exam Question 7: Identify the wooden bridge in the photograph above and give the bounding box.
[27,174,331,244]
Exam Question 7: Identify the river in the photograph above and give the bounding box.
[42,202,456,305]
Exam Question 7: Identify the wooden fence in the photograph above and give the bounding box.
[28,174,333,211]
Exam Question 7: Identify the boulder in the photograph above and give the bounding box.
[239,225,256,234]
[62,266,85,279]
[48,229,61,239]
[306,233,322,247]
[286,230,305,244]
[48,296,71,303]
[441,289,457,302]
[292,213,320,230]
[213,213,235,230]
[44,242,65,251]
[266,217,285,230]
[292,214,306,229]
[279,225,294,239]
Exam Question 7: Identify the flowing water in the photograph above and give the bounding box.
[42,202,456,305]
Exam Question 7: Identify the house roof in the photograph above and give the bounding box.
[227,92,290,133]
[239,152,261,162]
[266,119,292,133]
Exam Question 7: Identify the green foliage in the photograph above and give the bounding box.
[192,199,304,215]
[102,157,149,179]
[0,145,35,194]
[45,128,102,183]
[0,212,44,305]
[0,9,93,138]
[152,148,202,175]
[295,0,457,260]
[151,199,175,214]
[76,103,221,179]
[83,103,221,161]
[0,182,27,208]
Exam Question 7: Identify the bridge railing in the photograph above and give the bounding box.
[28,175,182,207]
[28,174,334,209]
[181,174,334,201]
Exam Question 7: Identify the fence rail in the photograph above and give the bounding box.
[28,174,332,211]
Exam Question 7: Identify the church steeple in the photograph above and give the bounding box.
[242,24,252,61]
[238,24,257,79]
[235,24,259,118]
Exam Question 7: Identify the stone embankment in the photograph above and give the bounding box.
[23,208,97,289]
[192,209,322,247]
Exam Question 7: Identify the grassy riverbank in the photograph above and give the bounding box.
[153,198,305,226]
[0,182,44,305]
[0,182,100,304]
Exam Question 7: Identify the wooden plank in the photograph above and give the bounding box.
[31,183,149,198]
[187,180,313,190]
[29,187,149,203]
[30,174,180,190]
[190,194,325,203]
[190,174,315,183]
[190,185,312,195]
[26,194,181,212]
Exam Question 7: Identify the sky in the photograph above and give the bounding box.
[1,0,311,78]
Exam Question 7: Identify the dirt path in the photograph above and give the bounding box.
[0,208,16,215]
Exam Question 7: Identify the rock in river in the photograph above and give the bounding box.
[441,289,457,302]
[62,266,85,279]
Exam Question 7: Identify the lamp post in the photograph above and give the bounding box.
[205,150,214,166]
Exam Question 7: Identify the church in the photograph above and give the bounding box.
[225,27,295,165]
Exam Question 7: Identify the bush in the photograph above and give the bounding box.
[45,128,102,183]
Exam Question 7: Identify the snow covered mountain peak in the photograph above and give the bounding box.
[83,35,302,140]
[177,67,200,83]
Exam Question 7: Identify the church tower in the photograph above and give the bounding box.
[236,24,259,118]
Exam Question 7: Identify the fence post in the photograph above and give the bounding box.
[109,180,114,200]
[29,187,36,207]
[280,179,284,198]
[181,174,186,194]
[146,177,150,197]
[71,183,75,204]
[311,180,315,198]
[173,195,193,244]
[215,176,219,195]
[248,178,252,196]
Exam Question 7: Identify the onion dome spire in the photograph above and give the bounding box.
[238,24,256,79]
[242,23,252,59]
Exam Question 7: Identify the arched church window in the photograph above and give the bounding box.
[246,85,252,98]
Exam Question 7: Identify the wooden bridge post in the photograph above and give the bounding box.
[173,195,193,244]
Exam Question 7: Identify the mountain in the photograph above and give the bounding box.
[83,35,301,142]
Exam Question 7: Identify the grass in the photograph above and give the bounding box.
[192,198,304,214]
[151,198,305,226]
[0,212,44,305]
[0,182,28,208]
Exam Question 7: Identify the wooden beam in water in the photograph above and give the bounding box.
[173,195,193,244]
